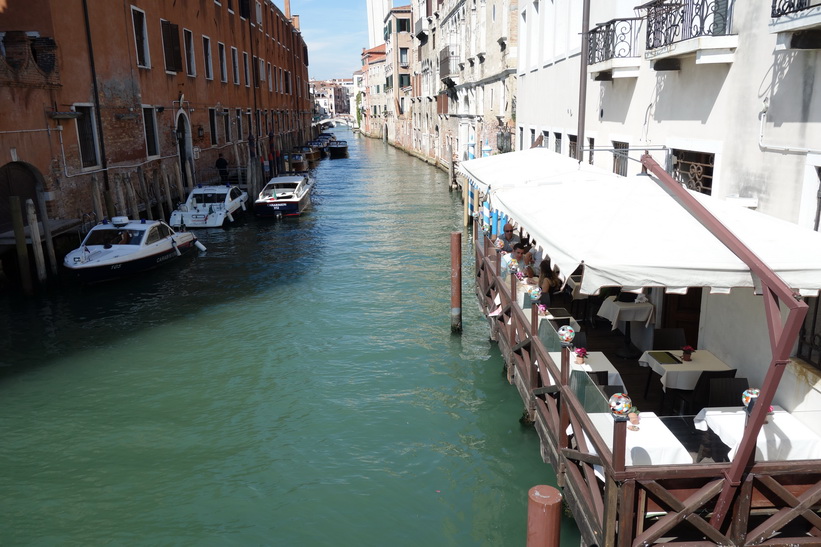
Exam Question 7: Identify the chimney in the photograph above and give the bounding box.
[291,14,300,30]
[285,0,291,19]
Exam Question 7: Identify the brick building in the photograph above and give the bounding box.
[0,0,311,259]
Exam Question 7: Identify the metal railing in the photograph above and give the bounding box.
[588,18,643,65]
[638,0,734,51]
[772,0,821,17]
[439,45,460,81]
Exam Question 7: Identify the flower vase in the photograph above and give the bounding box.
[575,356,585,365]
[682,353,692,362]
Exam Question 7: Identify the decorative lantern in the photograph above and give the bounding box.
[742,388,760,407]
[609,393,633,417]
[557,325,575,344]
[528,286,542,300]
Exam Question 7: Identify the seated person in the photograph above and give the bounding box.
[498,223,520,253]
[501,243,528,277]
[537,258,561,307]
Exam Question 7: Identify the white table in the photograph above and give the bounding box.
[693,406,821,461]
[639,349,733,391]
[571,412,692,475]
[596,295,655,331]
[549,351,624,387]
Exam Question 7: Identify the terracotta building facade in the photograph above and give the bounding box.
[0,0,311,241]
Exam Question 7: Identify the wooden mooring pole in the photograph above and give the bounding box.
[25,199,47,283]
[526,485,562,547]
[10,196,33,295]
[450,231,462,333]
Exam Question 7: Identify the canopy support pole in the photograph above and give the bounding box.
[640,154,808,528]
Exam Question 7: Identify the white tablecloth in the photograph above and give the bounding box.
[575,412,692,469]
[693,406,821,461]
[596,295,655,330]
[638,349,733,391]
[548,351,624,387]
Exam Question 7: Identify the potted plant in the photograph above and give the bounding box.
[574,347,588,364]
[682,345,695,361]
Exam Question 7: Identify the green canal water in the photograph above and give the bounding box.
[0,131,581,545]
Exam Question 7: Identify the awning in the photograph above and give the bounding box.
[466,150,821,296]
[458,147,621,193]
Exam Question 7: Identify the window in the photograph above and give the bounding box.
[399,73,410,87]
[568,134,578,159]
[284,70,291,94]
[672,149,715,195]
[541,131,549,148]
[160,20,182,72]
[399,47,409,66]
[202,36,213,80]
[267,62,272,91]
[256,1,263,29]
[208,108,217,146]
[613,141,629,176]
[143,107,159,157]
[243,52,250,86]
[74,105,99,168]
[183,29,196,76]
[131,7,150,68]
[252,55,259,87]
[239,0,250,19]
[259,58,265,83]
[218,42,227,82]
[397,18,410,33]
[553,132,562,154]
[231,47,239,84]
[223,109,231,142]
[588,138,595,165]
[235,108,243,138]
[227,0,234,12]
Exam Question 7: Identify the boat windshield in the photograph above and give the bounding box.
[261,183,298,198]
[190,191,227,204]
[83,228,145,246]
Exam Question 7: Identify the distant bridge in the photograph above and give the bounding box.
[313,116,355,129]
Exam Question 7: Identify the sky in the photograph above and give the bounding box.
[274,0,370,81]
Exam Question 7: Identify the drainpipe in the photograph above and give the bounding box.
[576,0,590,163]
[81,0,114,218]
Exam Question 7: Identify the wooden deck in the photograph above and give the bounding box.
[473,228,821,546]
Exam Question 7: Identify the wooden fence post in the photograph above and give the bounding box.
[526,485,562,547]
[10,196,33,295]
[450,231,462,333]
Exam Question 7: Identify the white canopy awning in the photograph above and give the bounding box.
[465,150,821,296]
[458,147,621,193]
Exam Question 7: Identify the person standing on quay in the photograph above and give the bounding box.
[216,153,229,183]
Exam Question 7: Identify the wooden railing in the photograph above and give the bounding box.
[473,224,821,546]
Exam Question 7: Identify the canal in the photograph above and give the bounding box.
[0,131,581,545]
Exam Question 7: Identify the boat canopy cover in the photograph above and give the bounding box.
[461,149,821,297]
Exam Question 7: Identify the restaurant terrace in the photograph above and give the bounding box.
[460,148,821,546]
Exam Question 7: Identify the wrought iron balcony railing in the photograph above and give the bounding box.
[587,18,642,65]
[772,0,821,17]
[638,0,735,51]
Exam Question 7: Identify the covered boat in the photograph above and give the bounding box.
[63,216,205,283]
[168,184,248,229]
[253,174,314,217]
[285,153,309,172]
[328,140,348,159]
[295,145,321,163]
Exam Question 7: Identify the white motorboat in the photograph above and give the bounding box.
[63,216,206,283]
[168,184,248,229]
[253,174,314,217]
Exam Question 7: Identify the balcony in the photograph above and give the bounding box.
[439,45,460,86]
[638,0,738,67]
[587,18,643,80]
[415,16,429,38]
[770,0,821,38]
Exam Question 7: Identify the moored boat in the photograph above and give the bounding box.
[295,145,321,163]
[328,140,348,159]
[253,174,314,218]
[168,184,248,229]
[308,140,329,158]
[285,153,309,172]
[63,216,205,283]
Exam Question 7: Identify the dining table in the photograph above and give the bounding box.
[548,351,625,387]
[569,412,693,479]
[638,349,733,391]
[693,405,821,461]
[596,295,655,358]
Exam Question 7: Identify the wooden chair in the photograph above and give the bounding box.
[587,371,608,386]
[708,377,750,407]
[672,369,737,415]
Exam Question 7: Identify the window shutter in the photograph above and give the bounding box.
[161,21,182,72]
